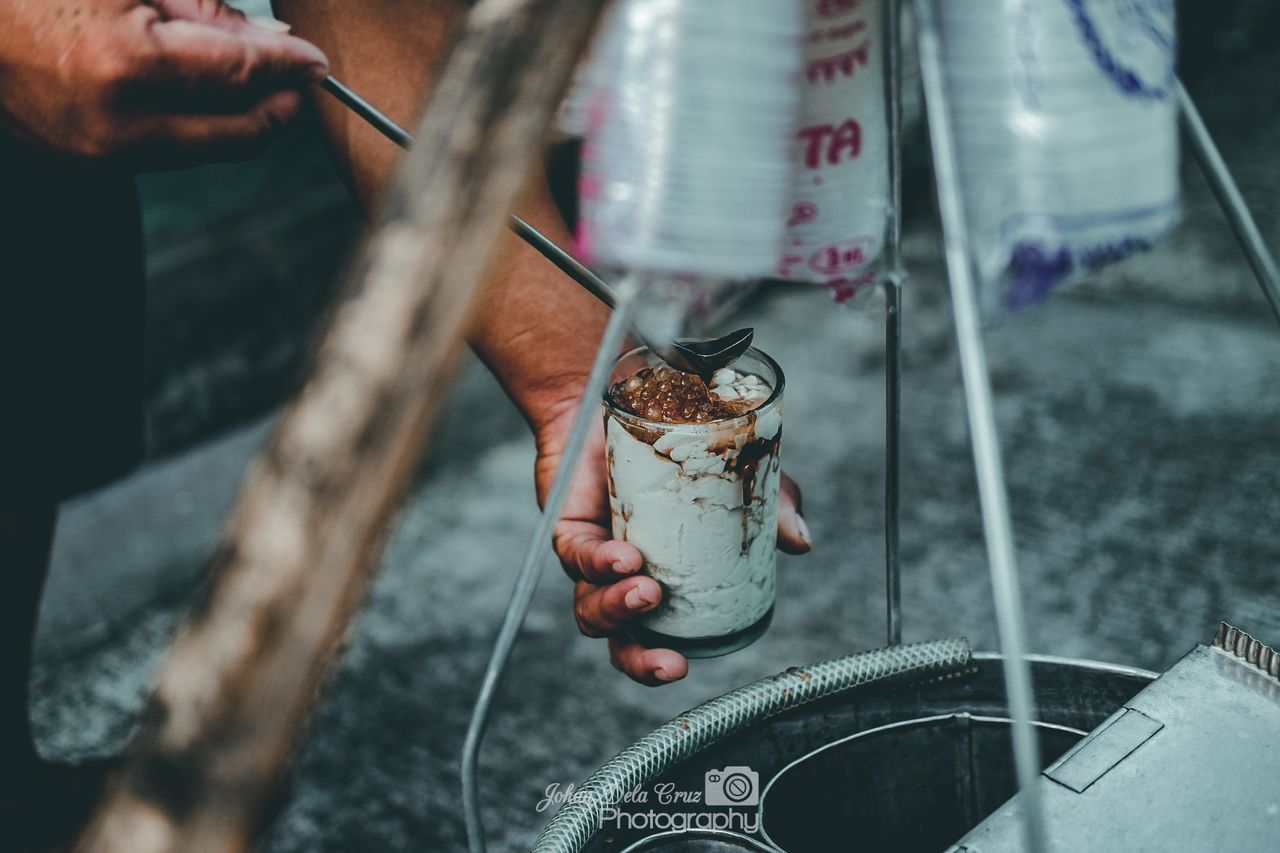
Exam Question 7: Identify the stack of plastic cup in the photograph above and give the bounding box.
[577,0,805,282]
[779,0,890,302]
[934,0,1179,314]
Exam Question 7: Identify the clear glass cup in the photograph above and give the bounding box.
[602,345,784,658]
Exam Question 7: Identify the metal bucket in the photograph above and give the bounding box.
[580,654,1154,852]
[759,714,1082,852]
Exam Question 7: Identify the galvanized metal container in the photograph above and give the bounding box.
[580,654,1153,852]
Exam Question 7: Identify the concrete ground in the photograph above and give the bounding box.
[27,17,1280,853]
[32,248,1280,851]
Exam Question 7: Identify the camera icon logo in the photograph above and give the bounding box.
[704,766,760,807]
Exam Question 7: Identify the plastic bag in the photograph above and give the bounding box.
[935,0,1179,314]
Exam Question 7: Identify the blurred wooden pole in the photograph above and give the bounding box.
[78,1,606,850]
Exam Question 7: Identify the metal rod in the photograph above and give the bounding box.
[882,0,905,647]
[1177,82,1280,326]
[321,74,620,311]
[509,214,618,308]
[461,275,639,853]
[884,275,903,647]
[911,3,1047,852]
[884,0,905,273]
[321,75,415,148]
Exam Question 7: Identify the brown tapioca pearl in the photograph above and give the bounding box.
[610,365,737,424]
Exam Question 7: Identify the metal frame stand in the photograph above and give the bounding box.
[910,3,1048,851]
[883,276,903,646]
[881,0,906,648]
[901,6,1280,853]
[1177,82,1280,325]
[461,277,640,853]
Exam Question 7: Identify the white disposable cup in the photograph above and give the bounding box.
[779,0,889,287]
[580,0,804,279]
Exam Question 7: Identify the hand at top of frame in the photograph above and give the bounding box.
[534,399,812,687]
[0,0,328,169]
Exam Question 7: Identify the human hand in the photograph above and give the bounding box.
[0,0,327,168]
[534,401,812,687]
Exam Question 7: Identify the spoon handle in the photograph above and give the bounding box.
[321,75,619,311]
[507,215,617,309]
[320,76,414,148]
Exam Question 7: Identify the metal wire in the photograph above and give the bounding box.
[321,76,415,148]
[509,215,618,308]
[461,275,640,853]
[320,76,621,314]
[884,0,905,273]
[910,2,1048,851]
[1177,82,1280,326]
[531,638,972,853]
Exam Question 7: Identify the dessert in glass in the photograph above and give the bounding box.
[603,345,784,658]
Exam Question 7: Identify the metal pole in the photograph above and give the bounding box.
[461,275,640,853]
[509,214,619,308]
[1177,82,1280,326]
[882,0,906,647]
[884,276,903,646]
[910,2,1047,851]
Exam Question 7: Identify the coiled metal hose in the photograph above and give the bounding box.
[531,637,972,853]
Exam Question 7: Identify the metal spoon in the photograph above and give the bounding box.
[321,75,755,378]
[666,328,755,380]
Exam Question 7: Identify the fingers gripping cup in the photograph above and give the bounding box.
[603,347,784,658]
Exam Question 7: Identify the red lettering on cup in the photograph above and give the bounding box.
[826,269,876,303]
[777,253,806,277]
[797,119,863,168]
[805,41,872,84]
[809,237,875,276]
[806,19,867,44]
[825,20,867,40]
[787,201,818,227]
[817,0,862,19]
[798,124,834,168]
[828,119,862,164]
